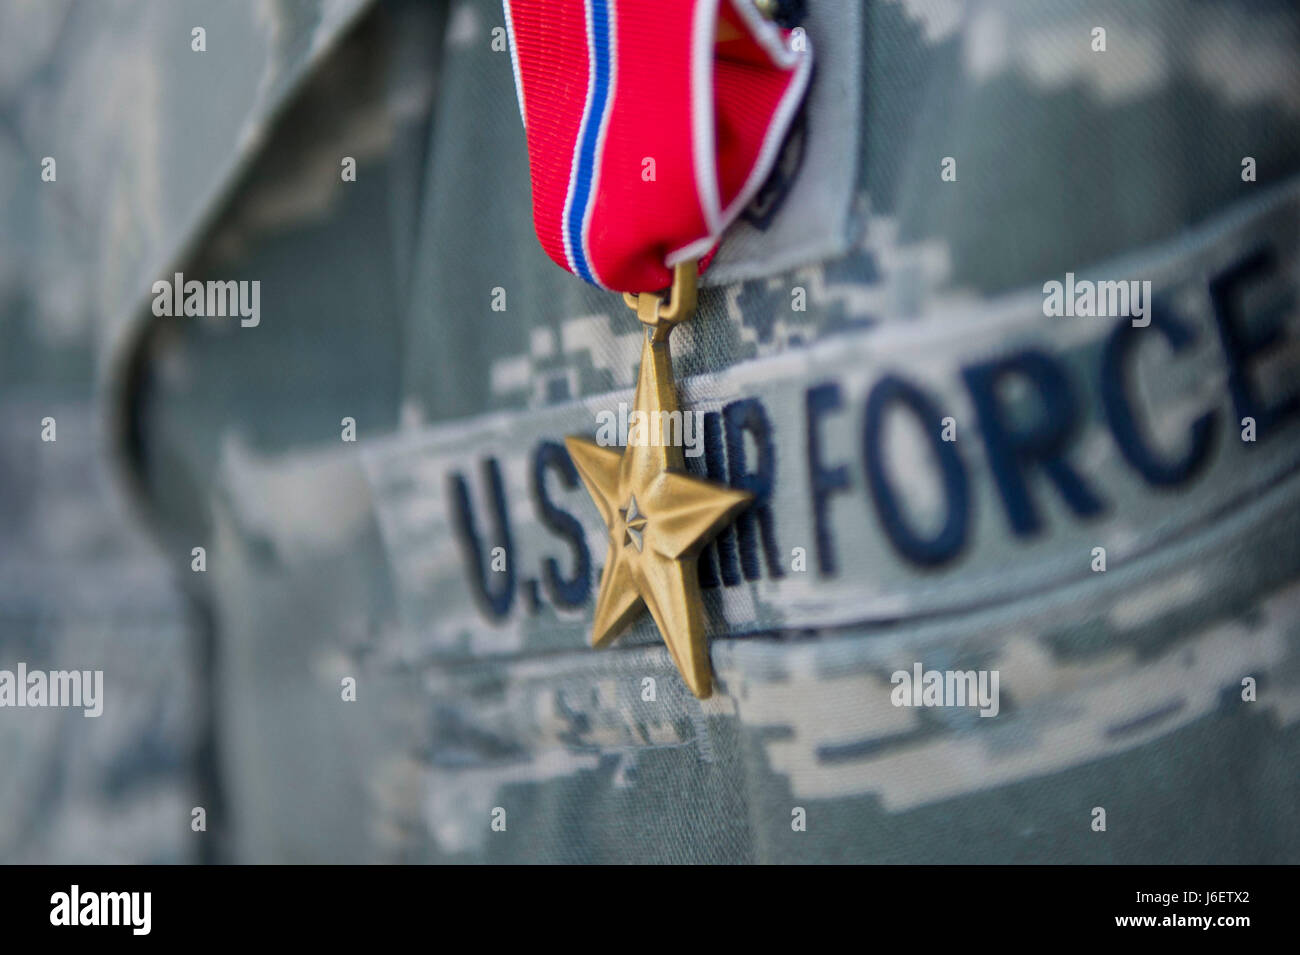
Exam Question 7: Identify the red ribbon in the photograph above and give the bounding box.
[504,0,811,292]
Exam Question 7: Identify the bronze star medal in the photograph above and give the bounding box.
[564,262,751,699]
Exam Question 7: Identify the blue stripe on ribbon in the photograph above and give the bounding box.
[567,0,612,286]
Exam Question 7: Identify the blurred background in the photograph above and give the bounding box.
[1,0,431,862]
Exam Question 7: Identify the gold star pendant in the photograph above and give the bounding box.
[564,262,752,698]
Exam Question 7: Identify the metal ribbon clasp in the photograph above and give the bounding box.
[622,261,698,342]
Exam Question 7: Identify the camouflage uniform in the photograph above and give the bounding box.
[3,0,1299,862]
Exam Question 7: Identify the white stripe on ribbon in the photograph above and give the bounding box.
[560,0,599,278]
[667,0,813,267]
[580,0,617,288]
[502,0,528,128]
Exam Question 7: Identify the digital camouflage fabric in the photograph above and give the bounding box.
[2,0,1298,862]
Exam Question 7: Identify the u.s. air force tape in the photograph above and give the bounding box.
[361,178,1300,660]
